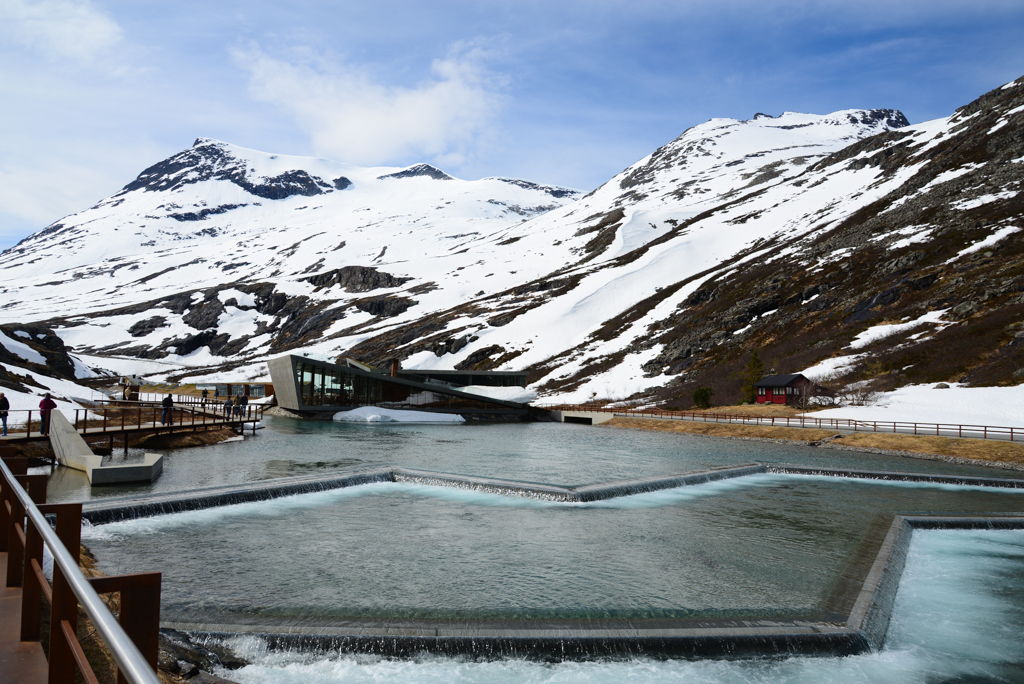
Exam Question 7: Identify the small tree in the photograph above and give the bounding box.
[693,386,714,409]
[740,350,764,403]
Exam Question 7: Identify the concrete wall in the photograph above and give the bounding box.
[267,355,301,410]
[49,410,162,485]
[550,410,615,425]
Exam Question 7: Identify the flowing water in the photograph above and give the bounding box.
[200,529,1024,683]
[61,417,1024,680]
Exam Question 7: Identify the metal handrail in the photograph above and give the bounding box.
[0,458,161,684]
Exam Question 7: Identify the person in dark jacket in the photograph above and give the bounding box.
[39,393,57,435]
[223,397,233,419]
[0,392,8,436]
[161,394,174,425]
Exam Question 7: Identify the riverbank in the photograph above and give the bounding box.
[602,417,1024,471]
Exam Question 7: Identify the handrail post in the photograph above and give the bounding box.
[22,512,44,640]
[48,503,82,684]
[5,487,26,587]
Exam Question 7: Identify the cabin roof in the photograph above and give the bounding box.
[753,374,807,388]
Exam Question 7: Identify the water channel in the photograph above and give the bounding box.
[47,417,1024,682]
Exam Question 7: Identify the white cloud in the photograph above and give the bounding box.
[232,42,504,168]
[0,0,123,64]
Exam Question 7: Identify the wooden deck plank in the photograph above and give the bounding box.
[0,552,49,683]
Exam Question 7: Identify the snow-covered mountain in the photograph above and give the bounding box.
[2,74,1023,408]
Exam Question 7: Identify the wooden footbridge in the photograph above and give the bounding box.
[1,400,265,451]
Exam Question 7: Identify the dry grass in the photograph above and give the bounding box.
[687,403,818,417]
[833,432,1024,465]
[603,416,1024,467]
[604,417,837,442]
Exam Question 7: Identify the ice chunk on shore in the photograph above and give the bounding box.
[333,406,465,423]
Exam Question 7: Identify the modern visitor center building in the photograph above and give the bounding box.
[266,353,532,419]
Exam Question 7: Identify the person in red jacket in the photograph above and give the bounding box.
[39,393,57,435]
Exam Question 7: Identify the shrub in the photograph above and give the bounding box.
[740,351,764,403]
[693,386,714,409]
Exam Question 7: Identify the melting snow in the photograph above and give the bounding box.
[849,310,950,350]
[333,407,465,423]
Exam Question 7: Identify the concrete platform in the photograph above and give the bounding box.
[0,553,48,683]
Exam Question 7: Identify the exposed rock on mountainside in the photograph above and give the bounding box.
[1,76,1022,407]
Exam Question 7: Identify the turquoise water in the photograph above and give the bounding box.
[68,418,1024,680]
[202,529,1024,683]
[47,416,1022,503]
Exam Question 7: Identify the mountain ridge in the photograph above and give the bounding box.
[1,79,1021,408]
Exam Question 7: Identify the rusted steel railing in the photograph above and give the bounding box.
[540,404,1023,442]
[1,450,162,684]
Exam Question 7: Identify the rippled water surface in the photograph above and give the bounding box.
[46,416,1023,502]
[60,417,1024,681]
[205,529,1024,684]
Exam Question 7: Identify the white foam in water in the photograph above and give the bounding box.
[81,473,1024,542]
[207,529,1024,684]
[81,474,789,543]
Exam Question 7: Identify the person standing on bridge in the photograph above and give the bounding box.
[201,388,208,404]
[0,392,8,436]
[161,394,174,426]
[39,393,56,435]
[223,396,233,420]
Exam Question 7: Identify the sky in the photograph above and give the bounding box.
[1,0,1023,250]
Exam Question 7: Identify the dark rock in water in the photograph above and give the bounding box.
[354,295,417,318]
[128,316,167,337]
[159,629,248,674]
[303,265,412,292]
[377,163,453,181]
[191,672,243,684]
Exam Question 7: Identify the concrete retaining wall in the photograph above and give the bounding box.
[550,410,615,425]
[49,410,162,485]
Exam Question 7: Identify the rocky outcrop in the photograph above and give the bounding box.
[117,139,333,200]
[302,266,412,292]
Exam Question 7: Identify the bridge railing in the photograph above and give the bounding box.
[1,403,264,438]
[540,405,1024,442]
[1,452,162,684]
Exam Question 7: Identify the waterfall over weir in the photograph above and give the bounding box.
[80,463,1024,660]
[81,464,1024,525]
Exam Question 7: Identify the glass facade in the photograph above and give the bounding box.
[294,361,515,412]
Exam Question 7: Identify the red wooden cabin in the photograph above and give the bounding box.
[754,374,813,405]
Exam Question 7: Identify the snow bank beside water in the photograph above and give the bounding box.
[458,385,537,403]
[333,407,465,423]
[810,384,1024,427]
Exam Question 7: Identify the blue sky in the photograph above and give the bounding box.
[1,0,1023,249]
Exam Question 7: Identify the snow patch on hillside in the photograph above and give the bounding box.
[811,384,1024,428]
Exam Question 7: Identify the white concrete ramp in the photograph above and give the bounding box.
[49,411,162,485]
